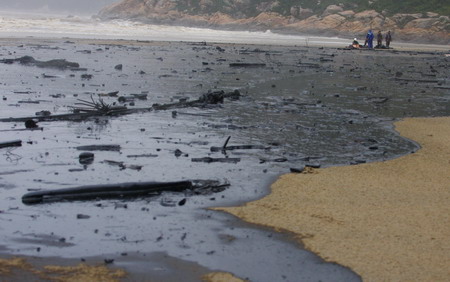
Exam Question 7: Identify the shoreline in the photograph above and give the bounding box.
[0,25,449,51]
[217,116,450,281]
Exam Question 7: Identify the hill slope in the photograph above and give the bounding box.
[98,0,450,44]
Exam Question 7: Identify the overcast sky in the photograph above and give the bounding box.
[0,0,120,15]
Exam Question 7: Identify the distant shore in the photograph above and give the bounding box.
[0,34,449,53]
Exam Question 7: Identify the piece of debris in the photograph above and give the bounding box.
[126,154,158,158]
[160,198,177,207]
[191,157,241,163]
[174,149,188,158]
[152,90,240,110]
[76,145,121,151]
[394,78,438,84]
[229,63,266,68]
[79,152,94,165]
[70,67,88,71]
[22,181,192,204]
[290,166,305,173]
[104,160,125,169]
[259,157,288,163]
[0,55,80,69]
[178,198,187,206]
[103,160,142,171]
[22,180,227,204]
[366,97,389,104]
[305,163,321,169]
[19,100,40,104]
[0,140,22,149]
[25,119,38,129]
[114,64,123,70]
[130,93,148,100]
[35,110,51,117]
[98,91,119,97]
[210,144,269,152]
[72,95,127,115]
[81,74,93,80]
[1,89,239,123]
[114,203,128,209]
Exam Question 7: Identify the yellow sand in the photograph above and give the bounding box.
[218,117,450,281]
[0,257,126,282]
[39,263,126,282]
[202,272,245,282]
[0,257,31,275]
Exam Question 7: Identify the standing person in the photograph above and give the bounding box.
[366,30,374,48]
[377,31,383,48]
[385,30,392,48]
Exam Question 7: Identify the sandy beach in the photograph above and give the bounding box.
[0,34,449,281]
[219,116,450,281]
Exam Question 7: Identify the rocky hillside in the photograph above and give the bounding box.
[98,0,450,44]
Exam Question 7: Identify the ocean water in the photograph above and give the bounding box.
[0,10,351,46]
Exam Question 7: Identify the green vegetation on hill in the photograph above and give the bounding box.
[369,0,450,16]
[176,0,450,17]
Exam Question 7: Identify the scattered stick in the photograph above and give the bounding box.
[229,63,266,68]
[0,140,22,149]
[222,136,231,150]
[191,157,240,163]
[152,90,240,110]
[394,78,438,83]
[72,95,127,115]
[0,128,43,132]
[76,145,121,151]
[210,145,269,152]
[0,90,241,123]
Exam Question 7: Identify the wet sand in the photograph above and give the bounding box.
[0,251,216,281]
[219,116,450,281]
[203,272,244,282]
[0,256,126,282]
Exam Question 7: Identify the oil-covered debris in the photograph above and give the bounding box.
[22,180,229,205]
[72,95,128,115]
[0,55,80,69]
[0,139,22,149]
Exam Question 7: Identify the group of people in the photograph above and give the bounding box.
[351,30,392,49]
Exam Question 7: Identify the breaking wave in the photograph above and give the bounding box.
[0,10,347,46]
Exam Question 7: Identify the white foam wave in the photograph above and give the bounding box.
[0,11,348,46]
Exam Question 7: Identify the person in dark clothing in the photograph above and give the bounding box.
[385,31,392,48]
[377,31,383,48]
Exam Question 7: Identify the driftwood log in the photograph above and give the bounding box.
[210,145,269,152]
[0,140,22,149]
[229,63,266,68]
[0,90,241,123]
[76,145,121,152]
[152,90,240,111]
[22,180,228,205]
[191,157,241,163]
[0,56,80,69]
[22,181,192,205]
